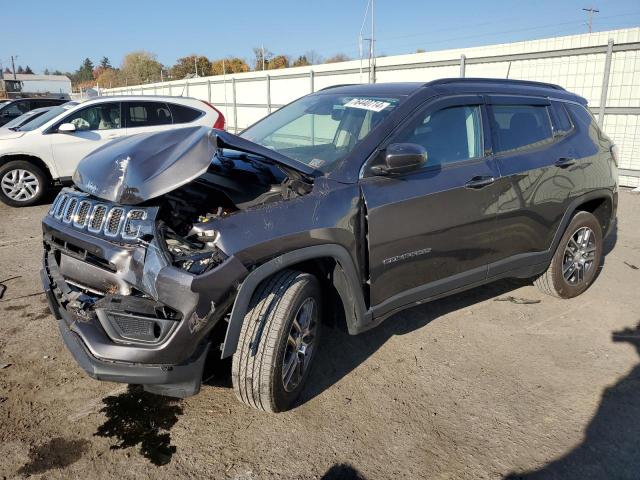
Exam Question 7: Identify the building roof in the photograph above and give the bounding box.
[10,74,71,82]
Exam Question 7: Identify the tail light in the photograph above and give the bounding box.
[201,100,226,130]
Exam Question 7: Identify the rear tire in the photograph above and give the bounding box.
[0,160,49,207]
[534,211,603,298]
[232,270,321,412]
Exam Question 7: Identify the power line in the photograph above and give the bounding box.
[583,7,600,33]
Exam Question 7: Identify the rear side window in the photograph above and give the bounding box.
[125,102,173,128]
[552,102,573,135]
[169,103,203,124]
[490,105,553,153]
[565,103,596,131]
[396,105,483,167]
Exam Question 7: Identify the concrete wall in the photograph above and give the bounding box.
[103,27,640,187]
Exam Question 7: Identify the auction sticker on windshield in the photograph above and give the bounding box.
[344,98,391,112]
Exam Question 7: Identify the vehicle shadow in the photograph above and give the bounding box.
[504,322,640,479]
[321,463,368,479]
[299,277,531,407]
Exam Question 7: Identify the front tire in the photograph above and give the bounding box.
[0,160,48,207]
[534,211,603,298]
[232,270,321,413]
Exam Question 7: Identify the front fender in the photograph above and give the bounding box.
[220,244,370,358]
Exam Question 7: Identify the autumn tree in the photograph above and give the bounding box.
[292,55,310,67]
[268,55,289,70]
[121,51,163,84]
[252,47,273,70]
[170,55,211,79]
[324,53,350,63]
[96,68,123,88]
[210,57,250,75]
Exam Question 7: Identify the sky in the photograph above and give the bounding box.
[3,0,640,74]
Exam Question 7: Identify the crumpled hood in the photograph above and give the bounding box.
[73,126,217,204]
[0,129,26,140]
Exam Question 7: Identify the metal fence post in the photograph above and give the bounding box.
[185,80,189,97]
[168,83,172,96]
[460,55,466,78]
[598,38,614,128]
[207,79,212,103]
[232,77,237,133]
[266,74,271,113]
[310,70,315,93]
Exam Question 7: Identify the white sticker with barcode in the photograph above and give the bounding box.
[344,98,391,112]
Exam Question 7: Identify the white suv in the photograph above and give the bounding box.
[0,96,225,206]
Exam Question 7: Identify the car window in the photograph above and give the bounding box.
[125,102,173,128]
[490,105,553,153]
[552,102,573,135]
[2,101,29,117]
[62,103,122,131]
[19,102,77,131]
[565,102,596,131]
[396,105,483,167]
[168,103,203,124]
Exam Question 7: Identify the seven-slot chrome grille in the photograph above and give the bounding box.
[49,190,148,241]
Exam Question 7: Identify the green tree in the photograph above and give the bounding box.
[121,51,163,84]
[170,55,211,79]
[99,56,112,69]
[74,58,95,83]
[324,53,350,63]
[43,68,50,75]
[210,57,250,75]
[24,66,34,74]
[17,65,24,74]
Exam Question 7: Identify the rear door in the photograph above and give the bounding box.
[361,95,501,313]
[123,101,174,136]
[49,101,125,177]
[486,96,574,276]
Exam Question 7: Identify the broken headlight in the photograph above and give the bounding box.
[163,229,227,275]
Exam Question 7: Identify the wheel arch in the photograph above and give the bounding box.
[220,244,369,358]
[0,154,54,183]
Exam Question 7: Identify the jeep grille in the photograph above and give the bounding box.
[48,190,151,242]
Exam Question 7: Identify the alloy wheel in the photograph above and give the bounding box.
[1,169,40,202]
[562,226,597,285]
[282,297,318,392]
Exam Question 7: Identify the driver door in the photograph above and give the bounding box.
[361,95,501,314]
[49,102,125,178]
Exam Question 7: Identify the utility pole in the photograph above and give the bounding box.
[194,56,198,77]
[261,45,266,71]
[11,55,18,80]
[582,7,599,33]
[370,0,375,83]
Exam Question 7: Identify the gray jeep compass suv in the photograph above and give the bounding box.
[41,79,618,412]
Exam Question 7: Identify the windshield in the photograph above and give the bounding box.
[18,101,78,131]
[4,109,47,129]
[241,93,402,173]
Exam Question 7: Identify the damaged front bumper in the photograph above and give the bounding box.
[41,214,248,398]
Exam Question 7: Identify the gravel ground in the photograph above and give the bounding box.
[0,190,639,480]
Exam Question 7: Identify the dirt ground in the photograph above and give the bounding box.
[0,190,639,480]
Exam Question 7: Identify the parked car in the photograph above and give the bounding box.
[0,97,67,127]
[41,79,617,412]
[0,106,52,132]
[0,96,225,206]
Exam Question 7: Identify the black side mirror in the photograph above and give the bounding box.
[372,143,427,175]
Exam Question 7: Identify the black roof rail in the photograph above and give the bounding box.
[426,77,565,91]
[317,84,357,92]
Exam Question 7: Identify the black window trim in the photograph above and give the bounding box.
[548,100,576,138]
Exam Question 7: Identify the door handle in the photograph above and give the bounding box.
[465,175,495,189]
[555,157,576,168]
